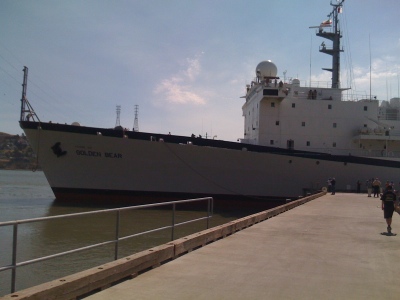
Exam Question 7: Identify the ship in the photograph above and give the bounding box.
[19,0,400,209]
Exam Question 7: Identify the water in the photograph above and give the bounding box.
[0,170,55,222]
[0,170,256,296]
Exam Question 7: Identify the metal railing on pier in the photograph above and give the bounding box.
[0,197,213,294]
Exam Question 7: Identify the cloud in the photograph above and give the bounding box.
[339,56,400,100]
[310,72,331,87]
[153,53,206,105]
[185,55,201,80]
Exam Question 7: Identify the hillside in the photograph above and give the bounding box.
[0,132,40,170]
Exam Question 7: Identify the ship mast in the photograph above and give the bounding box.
[316,0,345,89]
[19,66,40,122]
[20,66,29,121]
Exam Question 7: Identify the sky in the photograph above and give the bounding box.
[1,0,399,141]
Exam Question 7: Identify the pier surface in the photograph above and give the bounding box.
[84,193,400,300]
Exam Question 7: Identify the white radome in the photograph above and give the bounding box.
[256,60,278,78]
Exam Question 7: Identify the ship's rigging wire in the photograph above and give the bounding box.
[162,142,284,201]
[340,4,357,100]
[0,61,53,109]
[162,142,246,196]
[0,41,85,124]
[0,64,21,87]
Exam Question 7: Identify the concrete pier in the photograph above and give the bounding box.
[83,193,400,300]
[2,193,399,300]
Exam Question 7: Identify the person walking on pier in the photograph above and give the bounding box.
[330,178,336,195]
[327,178,332,193]
[381,185,396,234]
[373,178,381,198]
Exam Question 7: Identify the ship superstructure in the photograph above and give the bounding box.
[242,0,400,159]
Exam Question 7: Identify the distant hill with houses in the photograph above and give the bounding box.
[0,132,39,170]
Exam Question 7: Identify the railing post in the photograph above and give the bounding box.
[171,203,176,241]
[11,223,18,293]
[114,210,120,260]
[207,198,211,229]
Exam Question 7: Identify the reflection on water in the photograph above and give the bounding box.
[0,170,276,295]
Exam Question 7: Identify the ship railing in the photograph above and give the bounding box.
[304,80,331,88]
[359,149,400,158]
[379,113,400,121]
[290,81,380,102]
[355,129,400,137]
[276,78,380,100]
[391,130,400,136]
[341,94,379,102]
[308,147,400,158]
[0,197,213,295]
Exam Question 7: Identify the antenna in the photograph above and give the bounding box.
[369,34,372,100]
[397,68,399,98]
[115,105,121,127]
[309,35,313,87]
[133,105,139,132]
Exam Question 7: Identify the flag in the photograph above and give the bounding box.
[338,7,343,13]
[320,19,332,27]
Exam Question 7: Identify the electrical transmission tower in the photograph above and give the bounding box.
[133,105,139,132]
[115,105,121,127]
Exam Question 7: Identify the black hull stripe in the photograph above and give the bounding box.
[51,187,288,211]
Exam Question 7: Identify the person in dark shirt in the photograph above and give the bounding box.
[330,178,336,195]
[380,185,396,234]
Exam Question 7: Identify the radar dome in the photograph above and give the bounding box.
[380,100,389,107]
[292,78,300,86]
[256,60,278,79]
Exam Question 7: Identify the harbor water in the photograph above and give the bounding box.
[0,170,260,296]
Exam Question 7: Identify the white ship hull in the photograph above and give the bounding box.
[21,121,400,209]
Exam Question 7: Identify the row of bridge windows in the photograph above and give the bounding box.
[274,121,337,128]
